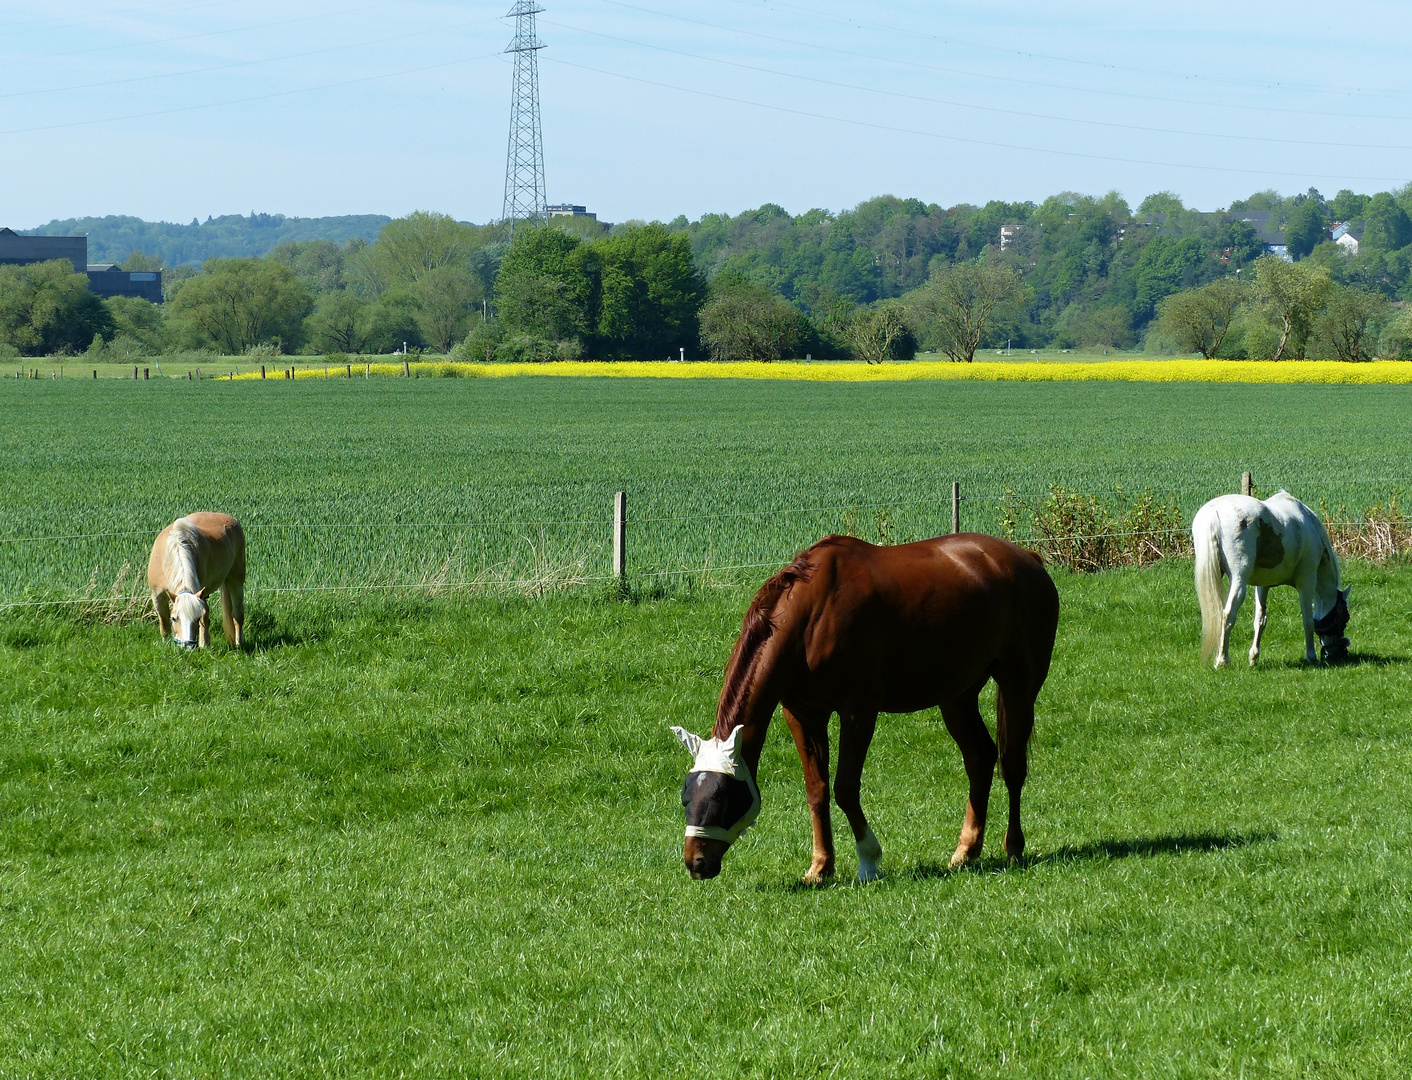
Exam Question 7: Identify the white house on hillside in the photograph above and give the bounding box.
[1330,222,1362,255]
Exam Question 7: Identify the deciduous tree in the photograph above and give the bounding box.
[0,260,114,355]
[698,278,806,362]
[168,258,312,354]
[1155,278,1243,359]
[1314,283,1389,361]
[907,261,1031,363]
[1250,256,1330,360]
[844,301,916,364]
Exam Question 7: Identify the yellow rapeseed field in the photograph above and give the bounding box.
[233,358,1412,384]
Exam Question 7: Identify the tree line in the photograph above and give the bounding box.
[2,185,1410,361]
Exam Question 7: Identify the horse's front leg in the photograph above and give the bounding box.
[1249,586,1269,666]
[783,706,834,884]
[1297,577,1318,662]
[834,710,881,882]
[198,608,211,649]
[153,592,172,640]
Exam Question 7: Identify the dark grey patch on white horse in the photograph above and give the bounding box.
[682,771,755,834]
[1255,520,1284,568]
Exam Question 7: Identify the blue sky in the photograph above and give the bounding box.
[3,1,1410,226]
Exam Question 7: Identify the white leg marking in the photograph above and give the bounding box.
[856,827,882,883]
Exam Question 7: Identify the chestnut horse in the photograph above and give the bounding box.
[672,533,1059,882]
[147,513,246,649]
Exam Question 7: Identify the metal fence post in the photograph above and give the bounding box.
[952,481,961,535]
[613,491,627,582]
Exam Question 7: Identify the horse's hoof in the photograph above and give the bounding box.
[856,865,882,884]
[801,866,834,886]
[948,847,980,869]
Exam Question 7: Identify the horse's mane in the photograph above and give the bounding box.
[712,544,826,739]
[164,517,201,593]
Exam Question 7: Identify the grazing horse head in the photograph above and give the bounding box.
[171,588,208,649]
[671,724,760,880]
[1313,587,1351,663]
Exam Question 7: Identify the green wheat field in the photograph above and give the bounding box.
[3,377,1412,1077]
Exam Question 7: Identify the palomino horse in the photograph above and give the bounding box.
[1192,491,1349,668]
[147,513,246,649]
[672,533,1059,882]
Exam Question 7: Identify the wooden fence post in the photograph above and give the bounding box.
[1241,471,1253,497]
[346,363,351,378]
[613,491,627,583]
[133,366,138,379]
[404,359,411,378]
[952,481,961,535]
[143,368,149,380]
[260,365,266,379]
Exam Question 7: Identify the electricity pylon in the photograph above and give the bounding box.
[502,1,547,234]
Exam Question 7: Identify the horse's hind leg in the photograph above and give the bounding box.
[995,683,1037,865]
[940,688,998,868]
[834,710,881,882]
[1217,575,1248,669]
[1249,586,1269,666]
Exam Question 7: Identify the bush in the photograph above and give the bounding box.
[1380,307,1412,359]
[496,334,556,363]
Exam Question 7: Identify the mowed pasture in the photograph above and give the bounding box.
[3,378,1412,1077]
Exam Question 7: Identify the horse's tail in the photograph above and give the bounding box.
[1192,505,1225,662]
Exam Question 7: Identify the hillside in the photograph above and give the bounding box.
[19,213,393,266]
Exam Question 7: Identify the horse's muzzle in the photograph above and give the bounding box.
[173,637,198,650]
[1321,637,1350,663]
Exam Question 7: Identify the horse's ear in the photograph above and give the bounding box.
[197,588,210,600]
[1341,586,1352,603]
[670,726,701,757]
[721,724,744,760]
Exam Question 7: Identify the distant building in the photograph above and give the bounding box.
[1330,222,1362,256]
[999,224,1023,250]
[86,263,163,303]
[1234,211,1290,261]
[0,227,86,272]
[546,203,598,221]
[0,228,162,301]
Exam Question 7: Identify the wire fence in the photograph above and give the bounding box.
[2,475,1410,616]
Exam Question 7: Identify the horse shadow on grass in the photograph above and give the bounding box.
[1269,651,1407,671]
[897,830,1276,883]
[756,831,1275,891]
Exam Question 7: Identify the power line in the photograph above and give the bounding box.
[0,19,492,101]
[546,56,1412,185]
[0,53,502,139]
[591,0,1412,126]
[717,0,1412,102]
[1,0,414,63]
[545,20,1412,153]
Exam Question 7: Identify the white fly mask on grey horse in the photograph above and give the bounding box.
[672,725,760,845]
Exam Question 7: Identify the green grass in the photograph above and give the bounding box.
[6,377,1412,1075]
[2,561,1412,1077]
[3,378,1412,602]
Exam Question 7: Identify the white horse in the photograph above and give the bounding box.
[147,513,246,649]
[1192,491,1349,668]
